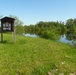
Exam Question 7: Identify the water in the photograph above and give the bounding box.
[23,33,76,47]
[59,34,74,47]
[22,33,38,38]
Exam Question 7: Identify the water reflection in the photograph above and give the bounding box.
[59,34,74,47]
[65,32,76,47]
[23,33,76,47]
[22,33,38,38]
[65,33,76,41]
[72,40,76,47]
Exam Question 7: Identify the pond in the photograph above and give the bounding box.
[22,33,39,38]
[23,33,76,47]
[59,34,74,47]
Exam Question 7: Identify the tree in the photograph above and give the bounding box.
[9,15,24,34]
[16,25,24,35]
[66,19,73,27]
[66,18,76,33]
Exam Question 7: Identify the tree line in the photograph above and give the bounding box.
[24,19,76,40]
[0,15,76,40]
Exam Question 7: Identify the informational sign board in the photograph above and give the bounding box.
[1,17,15,32]
[3,22,11,31]
[0,17,15,43]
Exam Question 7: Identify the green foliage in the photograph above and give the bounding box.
[24,25,35,34]
[24,18,76,41]
[9,15,24,35]
[24,21,65,40]
[9,15,24,26]
[40,30,60,40]
[16,25,24,35]
[66,18,76,33]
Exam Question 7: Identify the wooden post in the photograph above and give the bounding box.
[1,22,3,43]
[1,32,3,42]
[12,29,16,43]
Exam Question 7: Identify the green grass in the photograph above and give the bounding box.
[0,34,76,75]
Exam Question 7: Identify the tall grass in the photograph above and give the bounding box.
[0,34,76,75]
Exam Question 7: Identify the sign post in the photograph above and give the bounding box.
[1,17,15,43]
[12,29,16,43]
[1,31,3,42]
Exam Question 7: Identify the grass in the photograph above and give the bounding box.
[0,33,76,75]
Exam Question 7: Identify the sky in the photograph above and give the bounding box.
[0,0,76,25]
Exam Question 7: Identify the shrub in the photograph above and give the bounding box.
[41,30,60,40]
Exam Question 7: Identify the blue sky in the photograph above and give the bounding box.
[0,0,76,25]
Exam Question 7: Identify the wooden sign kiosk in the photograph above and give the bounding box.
[1,17,15,43]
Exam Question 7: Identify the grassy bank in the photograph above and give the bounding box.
[0,34,76,75]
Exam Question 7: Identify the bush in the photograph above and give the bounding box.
[41,30,60,40]
[16,25,24,35]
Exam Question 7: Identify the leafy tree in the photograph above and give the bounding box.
[66,18,76,33]
[24,21,66,40]
[9,15,24,34]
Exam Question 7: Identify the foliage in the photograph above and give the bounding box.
[40,30,60,40]
[24,18,76,41]
[24,21,65,40]
[66,18,76,33]
[9,15,24,34]
[24,25,35,34]
[15,25,24,35]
